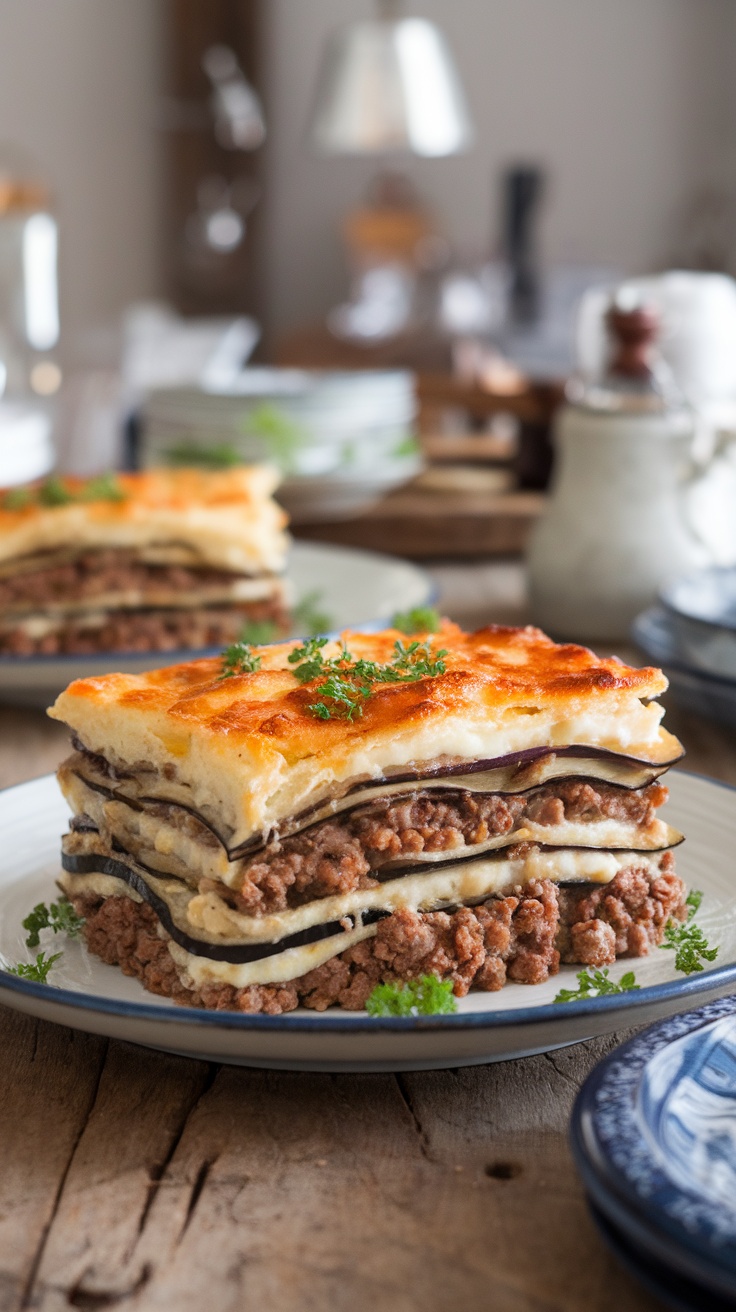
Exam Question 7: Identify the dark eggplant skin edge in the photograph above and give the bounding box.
[69,740,683,863]
[61,850,389,964]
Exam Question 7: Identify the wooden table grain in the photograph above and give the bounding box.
[1,565,734,1312]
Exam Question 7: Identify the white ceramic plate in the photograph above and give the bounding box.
[0,542,433,708]
[0,772,734,1072]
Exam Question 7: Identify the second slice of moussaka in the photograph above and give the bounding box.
[0,467,289,656]
[48,620,688,1012]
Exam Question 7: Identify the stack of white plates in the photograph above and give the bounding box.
[633,566,736,728]
[139,368,422,521]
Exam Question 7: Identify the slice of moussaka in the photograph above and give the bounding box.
[0,467,289,656]
[48,620,688,1013]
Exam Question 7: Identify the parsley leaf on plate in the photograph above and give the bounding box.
[659,889,718,975]
[23,899,85,948]
[554,967,640,1003]
[366,975,458,1017]
[7,951,63,984]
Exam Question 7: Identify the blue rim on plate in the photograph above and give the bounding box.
[571,994,736,1300]
[2,770,736,1038]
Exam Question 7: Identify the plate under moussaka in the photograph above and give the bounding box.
[0,467,289,656]
[47,620,688,1014]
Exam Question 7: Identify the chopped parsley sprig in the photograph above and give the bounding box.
[660,888,717,975]
[219,642,262,678]
[5,898,87,984]
[6,951,63,984]
[286,636,448,721]
[23,899,85,948]
[554,967,640,1003]
[366,975,458,1017]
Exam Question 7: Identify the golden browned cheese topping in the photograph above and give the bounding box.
[49,621,681,850]
[0,467,288,574]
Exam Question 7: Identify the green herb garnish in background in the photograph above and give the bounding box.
[164,442,241,469]
[6,951,63,984]
[23,899,85,948]
[2,486,33,511]
[292,590,332,636]
[660,888,717,975]
[243,403,304,474]
[554,967,640,1003]
[392,606,441,635]
[239,619,279,645]
[392,434,421,460]
[2,473,128,511]
[80,472,127,502]
[219,642,262,679]
[366,975,458,1017]
[37,476,74,506]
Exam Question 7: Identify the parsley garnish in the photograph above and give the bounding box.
[288,636,330,682]
[392,606,441,635]
[6,951,63,983]
[308,672,371,722]
[219,642,262,678]
[23,899,85,948]
[287,637,448,720]
[366,975,458,1016]
[554,967,640,1003]
[660,888,717,975]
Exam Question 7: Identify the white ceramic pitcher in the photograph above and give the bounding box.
[527,305,711,642]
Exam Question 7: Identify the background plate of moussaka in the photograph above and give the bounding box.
[0,771,733,1072]
[0,542,434,708]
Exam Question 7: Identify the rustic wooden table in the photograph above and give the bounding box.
[1,564,734,1312]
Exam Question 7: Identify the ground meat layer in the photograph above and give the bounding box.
[1,595,289,656]
[223,779,669,916]
[72,855,686,1015]
[0,548,260,609]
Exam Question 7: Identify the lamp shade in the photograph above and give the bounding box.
[309,15,473,157]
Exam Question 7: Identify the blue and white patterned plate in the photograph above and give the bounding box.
[572,995,736,1301]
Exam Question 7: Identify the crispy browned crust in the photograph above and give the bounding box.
[50,622,676,758]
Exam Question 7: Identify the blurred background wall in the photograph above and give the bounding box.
[1,0,735,351]
[0,0,165,366]
[261,0,736,338]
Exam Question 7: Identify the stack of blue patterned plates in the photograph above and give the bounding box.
[634,566,736,729]
[571,996,736,1311]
